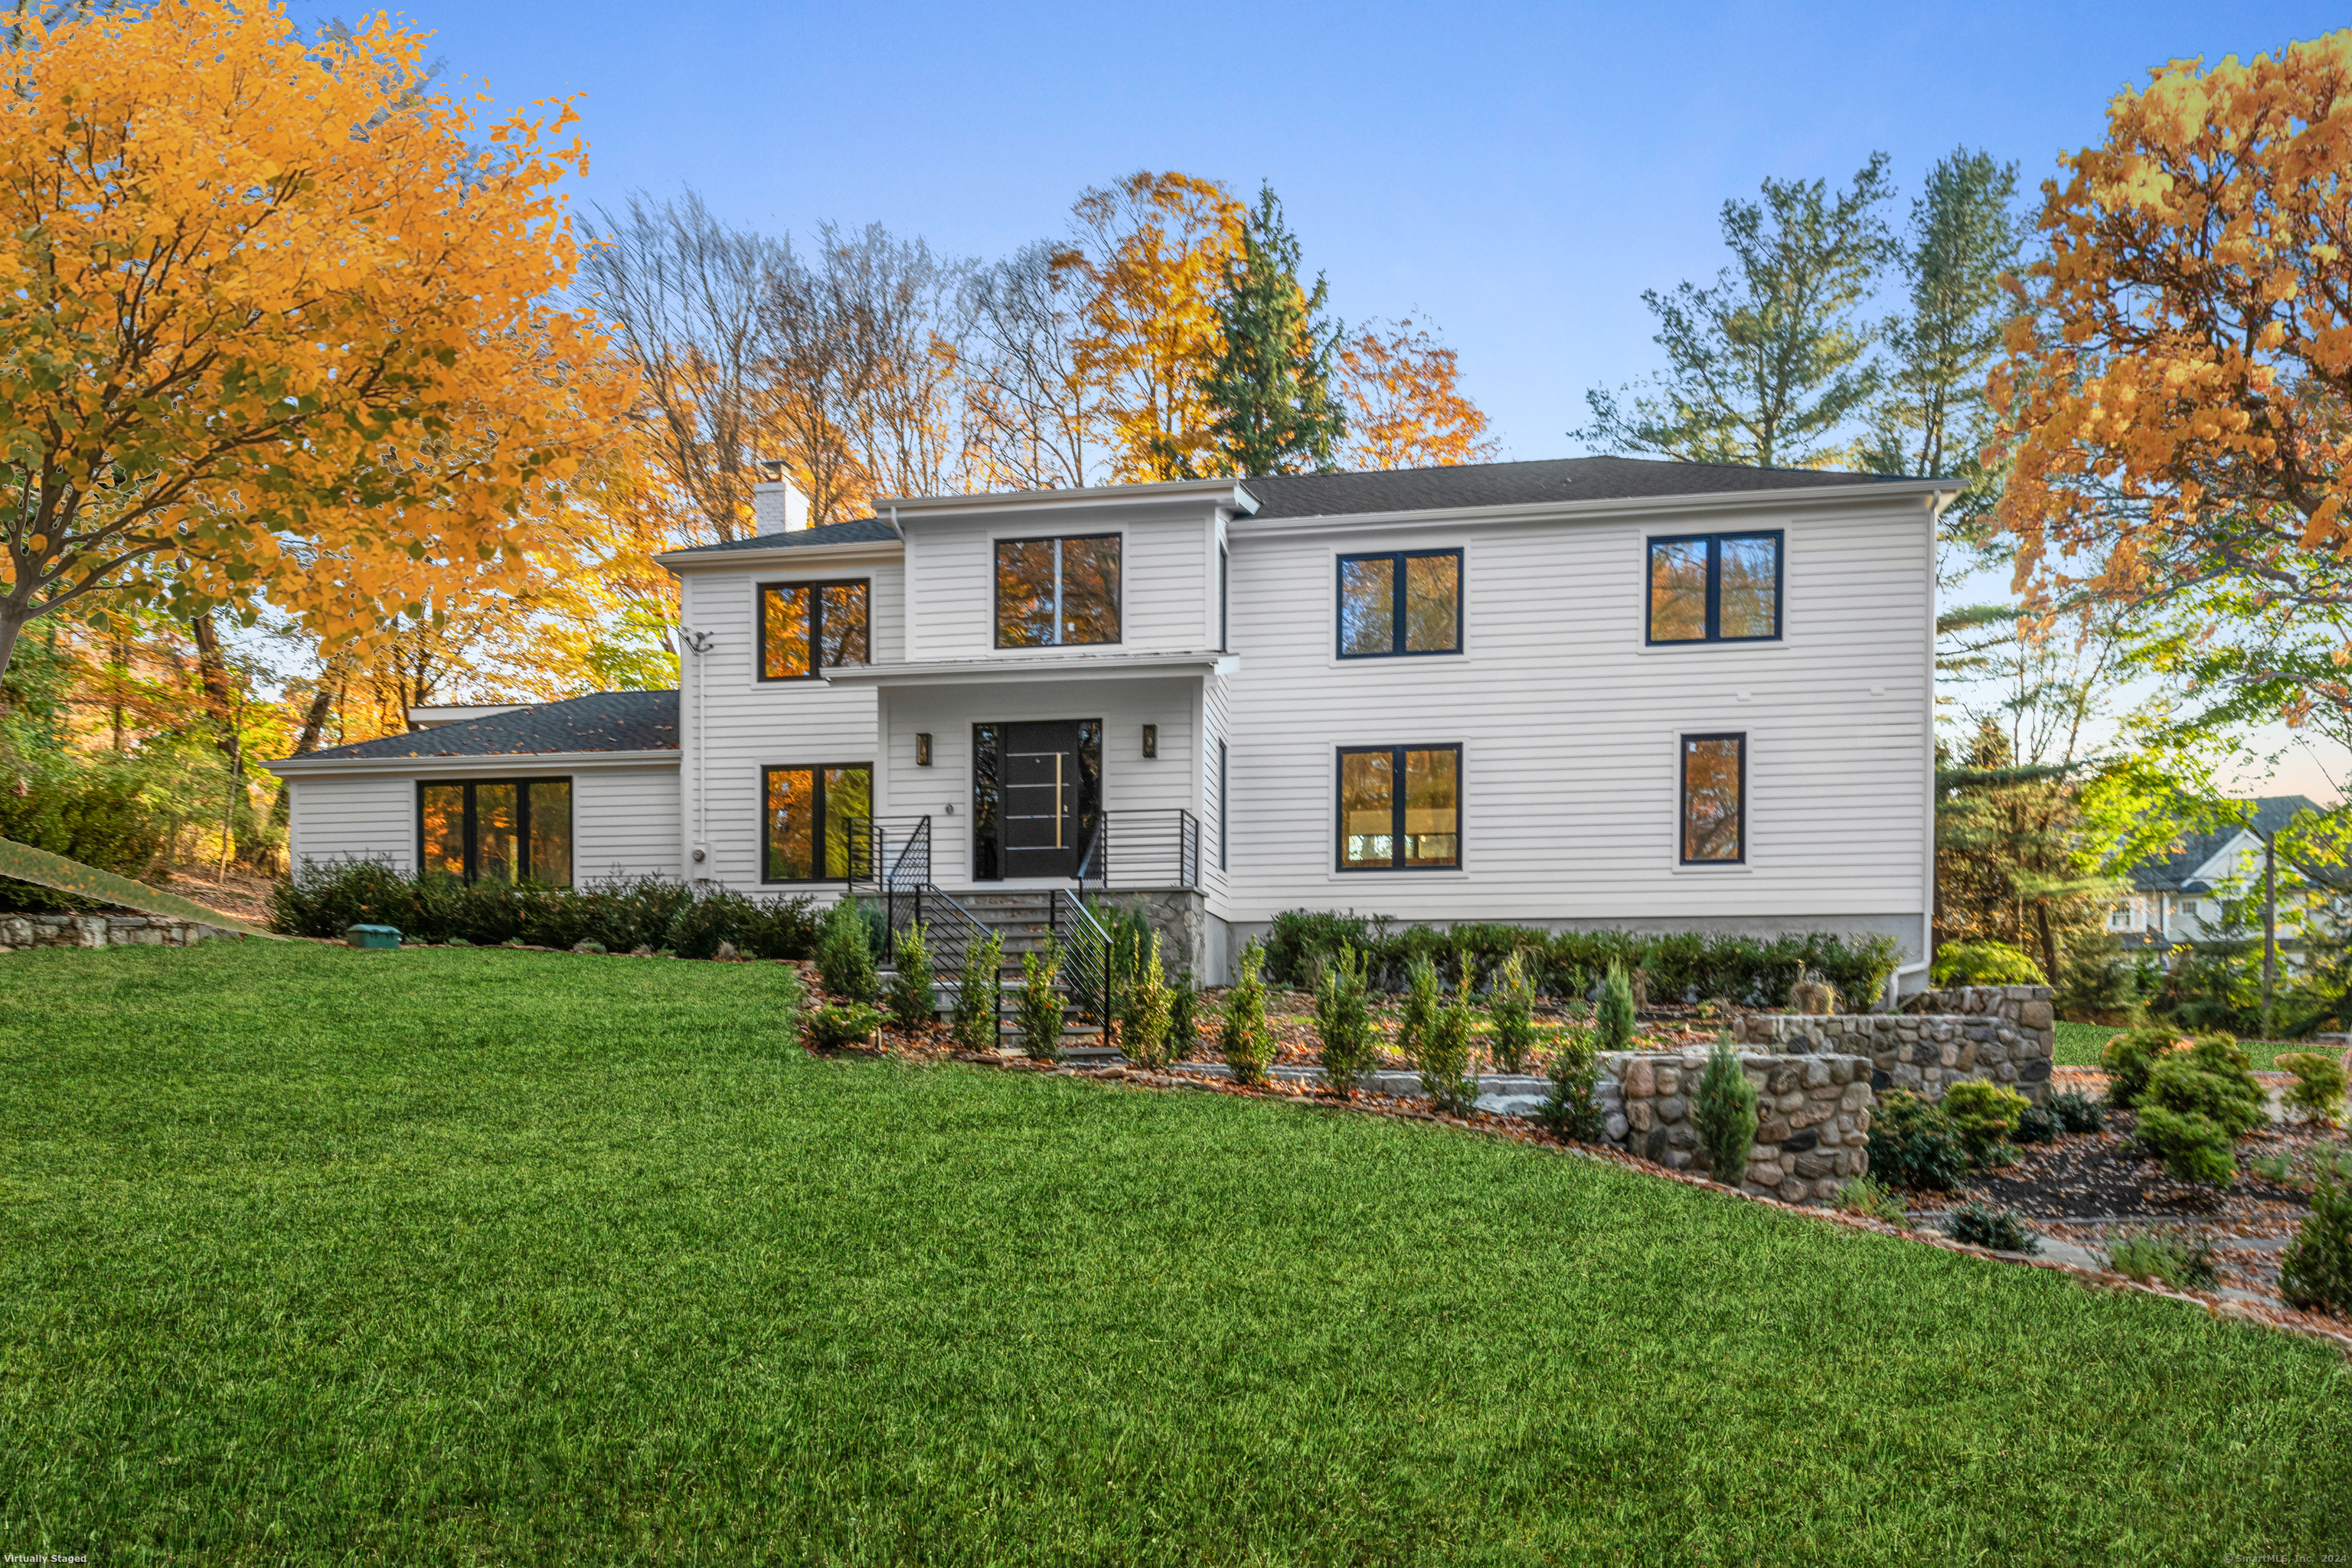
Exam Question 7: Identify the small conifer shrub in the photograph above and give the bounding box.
[1221,940,1275,1085]
[1312,942,1377,1096]
[1693,1032,1758,1184]
[887,922,933,1031]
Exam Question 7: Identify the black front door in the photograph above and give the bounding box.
[976,720,1100,880]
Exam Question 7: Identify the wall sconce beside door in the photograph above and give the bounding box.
[1142,724,1158,760]
[916,732,933,766]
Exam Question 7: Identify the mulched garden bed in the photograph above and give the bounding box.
[1962,1112,2323,1223]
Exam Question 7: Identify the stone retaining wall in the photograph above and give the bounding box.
[1733,985,2056,1106]
[0,913,243,952]
[1600,1050,1873,1204]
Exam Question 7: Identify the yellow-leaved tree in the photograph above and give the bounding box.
[0,0,622,686]
[1056,172,1244,482]
[1338,317,1501,471]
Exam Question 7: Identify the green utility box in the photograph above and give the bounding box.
[345,924,403,949]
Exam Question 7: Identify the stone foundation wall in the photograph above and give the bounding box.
[0,913,243,952]
[1733,985,2055,1105]
[1598,1050,1873,1204]
[1092,888,1207,980]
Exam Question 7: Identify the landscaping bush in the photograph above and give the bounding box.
[2048,1090,2107,1135]
[805,1001,884,1051]
[1416,989,1481,1116]
[1693,1033,1758,1184]
[1258,909,1902,1004]
[887,923,933,1031]
[1596,960,1636,1054]
[2135,1104,2238,1186]
[816,898,880,1004]
[1220,939,1274,1086]
[1945,1200,2037,1254]
[1169,968,1199,1061]
[1017,939,1066,1063]
[2013,1103,2060,1145]
[1834,1176,1909,1226]
[1486,949,1538,1073]
[2281,1168,2352,1317]
[950,931,1003,1051]
[1537,1025,1605,1142]
[1312,942,1377,1097]
[1930,940,2047,987]
[1942,1080,2029,1167]
[1865,1089,1967,1192]
[1398,953,1442,1067]
[2108,1227,2220,1291]
[2099,1026,2187,1109]
[2275,1051,2349,1127]
[1119,930,1175,1069]
[2143,1038,2266,1139]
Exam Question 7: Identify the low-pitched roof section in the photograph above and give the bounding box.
[2128,795,2324,893]
[283,690,679,764]
[662,455,1936,559]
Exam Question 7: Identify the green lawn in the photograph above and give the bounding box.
[4,945,2348,1564]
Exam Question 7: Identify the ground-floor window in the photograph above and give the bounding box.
[1680,733,1745,864]
[763,764,871,881]
[418,779,573,887]
[1337,745,1460,871]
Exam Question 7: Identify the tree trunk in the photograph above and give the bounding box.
[188,613,238,758]
[0,600,29,708]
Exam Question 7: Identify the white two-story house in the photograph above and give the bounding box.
[270,455,1953,988]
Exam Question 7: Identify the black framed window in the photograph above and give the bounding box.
[417,779,572,887]
[1680,733,1745,864]
[1338,550,1462,658]
[995,534,1121,647]
[1647,532,1782,643]
[1337,745,1460,871]
[760,580,870,680]
[763,763,871,880]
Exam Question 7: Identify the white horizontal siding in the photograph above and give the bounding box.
[1217,499,1932,931]
[903,503,1218,659]
[572,767,684,884]
[288,776,416,874]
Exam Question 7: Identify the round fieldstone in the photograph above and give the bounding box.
[1655,1095,1687,1123]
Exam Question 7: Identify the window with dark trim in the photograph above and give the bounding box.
[995,534,1121,647]
[762,763,872,880]
[417,779,572,887]
[759,580,869,679]
[1680,733,1746,864]
[1336,745,1460,871]
[1647,532,1782,643]
[1338,550,1462,658]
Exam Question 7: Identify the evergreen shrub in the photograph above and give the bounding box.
[1220,941,1275,1085]
[1945,1200,2037,1253]
[1693,1034,1758,1184]
[1596,961,1636,1054]
[1017,939,1066,1063]
[1416,989,1481,1115]
[1397,954,1442,1067]
[2281,1168,2352,1316]
[2048,1091,2107,1135]
[805,1001,885,1050]
[2108,1227,2219,1290]
[1169,969,1199,1063]
[2100,1027,2187,1108]
[2275,1052,2349,1127]
[951,931,1003,1051]
[1486,949,1538,1073]
[1942,1080,2029,1166]
[817,898,880,1004]
[1834,1176,1909,1225]
[887,923,933,1030]
[1929,940,2047,987]
[2143,1038,2265,1139]
[2013,1103,2060,1145]
[1120,930,1174,1069]
[2135,1105,2237,1186]
[1538,1025,1606,1143]
[1865,1089,1966,1191]
[1312,942,1376,1096]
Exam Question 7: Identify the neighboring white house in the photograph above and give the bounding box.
[2112,794,2341,953]
[268,455,1955,986]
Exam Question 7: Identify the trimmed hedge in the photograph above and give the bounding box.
[270,858,822,960]
[1261,909,1903,1008]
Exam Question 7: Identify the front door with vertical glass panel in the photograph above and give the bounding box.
[976,720,1100,880]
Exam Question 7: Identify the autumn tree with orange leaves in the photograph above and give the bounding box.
[0,1,622,688]
[1992,32,2352,739]
[1338,318,1500,472]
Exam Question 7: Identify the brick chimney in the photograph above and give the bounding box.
[753,459,811,532]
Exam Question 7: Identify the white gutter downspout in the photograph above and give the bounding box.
[1887,485,1958,1008]
[682,627,715,885]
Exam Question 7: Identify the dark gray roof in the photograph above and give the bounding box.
[2128,795,2322,893]
[665,515,901,557]
[1238,455,1918,520]
[294,690,678,763]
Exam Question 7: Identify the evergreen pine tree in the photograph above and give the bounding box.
[1202,185,1345,476]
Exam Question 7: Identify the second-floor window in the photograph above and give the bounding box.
[1648,532,1782,643]
[997,534,1121,647]
[760,580,869,679]
[1338,550,1461,657]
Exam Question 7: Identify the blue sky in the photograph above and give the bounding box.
[314,1,2350,797]
[338,0,2340,462]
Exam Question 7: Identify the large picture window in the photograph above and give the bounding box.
[1680,733,1746,864]
[763,764,872,881]
[1647,533,1782,644]
[417,779,572,886]
[760,580,869,679]
[1338,550,1462,658]
[995,534,1121,647]
[1337,745,1460,871]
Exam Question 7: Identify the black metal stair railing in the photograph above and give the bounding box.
[1073,808,1200,892]
[1049,887,1114,1027]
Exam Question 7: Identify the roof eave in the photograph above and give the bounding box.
[266,746,682,777]
[1234,476,1958,535]
[656,537,906,573]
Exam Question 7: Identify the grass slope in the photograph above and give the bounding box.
[2056,1019,2314,1070]
[3,942,2347,1564]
